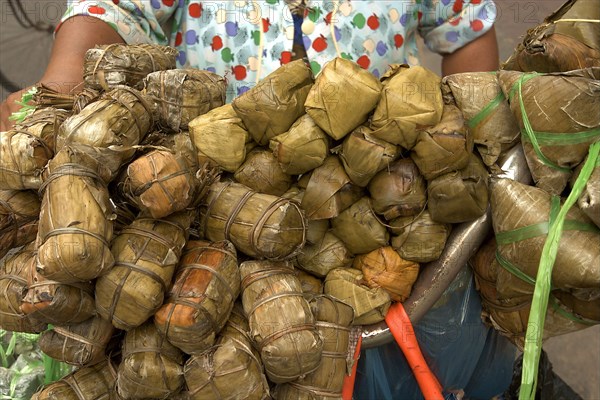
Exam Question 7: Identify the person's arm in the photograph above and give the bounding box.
[441,26,499,76]
[0,16,124,131]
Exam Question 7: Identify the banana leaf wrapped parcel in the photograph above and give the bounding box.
[0,243,46,333]
[154,240,240,355]
[0,190,40,260]
[0,108,69,190]
[234,148,293,196]
[273,295,354,400]
[184,305,270,400]
[39,316,114,367]
[324,267,391,325]
[189,104,254,173]
[295,231,354,278]
[21,265,96,326]
[498,68,600,195]
[571,154,600,228]
[502,0,600,73]
[36,146,115,283]
[95,212,192,330]
[491,178,600,294]
[57,86,155,178]
[145,68,226,132]
[233,59,313,145]
[427,153,489,224]
[269,114,330,175]
[354,246,419,302]
[301,156,363,220]
[83,43,177,90]
[31,359,118,400]
[390,210,451,263]
[120,133,218,219]
[240,260,323,383]
[305,57,381,141]
[331,197,389,255]
[338,126,400,187]
[411,104,473,179]
[368,158,427,221]
[117,322,184,399]
[200,181,306,259]
[282,186,330,245]
[295,269,324,295]
[370,65,443,150]
[470,237,599,349]
[441,72,519,167]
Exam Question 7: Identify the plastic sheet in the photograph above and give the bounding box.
[354,266,516,400]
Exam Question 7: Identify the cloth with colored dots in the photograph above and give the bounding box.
[61,0,496,102]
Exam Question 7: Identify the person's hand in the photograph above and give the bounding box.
[0,87,31,131]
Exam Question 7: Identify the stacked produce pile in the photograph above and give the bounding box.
[0,21,597,396]
[470,0,600,350]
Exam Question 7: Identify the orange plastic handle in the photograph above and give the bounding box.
[342,334,362,400]
[385,302,445,400]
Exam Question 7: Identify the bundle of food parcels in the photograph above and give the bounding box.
[0,10,597,394]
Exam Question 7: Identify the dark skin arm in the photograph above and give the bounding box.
[441,26,499,76]
[0,16,124,131]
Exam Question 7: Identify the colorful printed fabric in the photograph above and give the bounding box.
[60,0,497,101]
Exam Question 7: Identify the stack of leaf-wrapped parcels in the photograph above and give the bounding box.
[0,37,598,398]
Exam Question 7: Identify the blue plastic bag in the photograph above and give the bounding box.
[353,266,516,400]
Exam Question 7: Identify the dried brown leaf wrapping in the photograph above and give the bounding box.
[95,212,192,330]
[324,267,391,325]
[189,104,253,173]
[154,240,240,355]
[390,210,451,263]
[427,153,489,224]
[233,59,313,145]
[240,260,323,383]
[39,316,114,367]
[145,68,226,132]
[269,114,330,175]
[306,58,381,140]
[497,68,600,195]
[0,108,69,190]
[31,359,118,400]
[273,295,354,399]
[184,305,271,400]
[36,146,115,283]
[330,197,389,255]
[200,181,306,260]
[370,65,443,150]
[0,190,40,261]
[301,156,363,221]
[490,178,600,293]
[339,126,400,187]
[57,86,155,179]
[368,158,427,221]
[354,246,419,302]
[296,231,353,278]
[117,322,184,399]
[502,0,600,72]
[0,243,46,333]
[234,148,293,196]
[442,73,518,167]
[83,43,177,90]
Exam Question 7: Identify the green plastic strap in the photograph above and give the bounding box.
[549,296,598,326]
[495,250,598,326]
[496,219,599,245]
[515,74,571,173]
[467,91,506,129]
[521,128,600,146]
[495,250,539,287]
[519,141,600,400]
